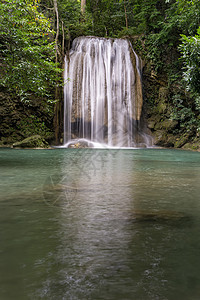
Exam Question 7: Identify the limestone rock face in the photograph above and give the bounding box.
[0,89,54,147]
[153,130,175,147]
[183,138,200,151]
[13,135,49,148]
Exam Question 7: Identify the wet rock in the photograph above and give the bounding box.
[13,135,49,148]
[67,140,94,148]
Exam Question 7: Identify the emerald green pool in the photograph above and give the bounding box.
[1,148,200,299]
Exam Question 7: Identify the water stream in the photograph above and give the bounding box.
[1,148,200,299]
[64,37,152,148]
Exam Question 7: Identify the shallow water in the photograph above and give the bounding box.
[0,148,200,300]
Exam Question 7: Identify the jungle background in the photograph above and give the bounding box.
[0,0,200,149]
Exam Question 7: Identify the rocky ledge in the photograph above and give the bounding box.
[12,135,50,148]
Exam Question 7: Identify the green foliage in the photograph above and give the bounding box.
[173,0,200,36]
[0,0,62,103]
[56,0,93,39]
[85,0,136,37]
[170,94,200,134]
[132,0,165,34]
[17,115,53,138]
[179,28,200,94]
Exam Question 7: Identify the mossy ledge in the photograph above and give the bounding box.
[12,135,50,149]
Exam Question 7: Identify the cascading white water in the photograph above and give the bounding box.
[64,36,152,148]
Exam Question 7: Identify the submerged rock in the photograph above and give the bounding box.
[127,210,192,226]
[13,135,49,148]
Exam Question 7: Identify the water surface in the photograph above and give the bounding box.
[0,148,200,299]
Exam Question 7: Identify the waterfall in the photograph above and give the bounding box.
[64,36,152,148]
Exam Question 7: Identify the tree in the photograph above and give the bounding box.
[180,27,200,95]
[0,0,62,103]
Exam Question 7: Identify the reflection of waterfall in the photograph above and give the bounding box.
[64,36,153,148]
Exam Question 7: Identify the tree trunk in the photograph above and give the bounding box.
[53,0,60,63]
[81,0,86,14]
[53,0,61,144]
[124,0,128,29]
[62,21,65,58]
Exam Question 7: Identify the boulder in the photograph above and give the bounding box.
[161,119,178,131]
[67,139,94,148]
[153,130,176,147]
[174,133,191,148]
[182,138,200,151]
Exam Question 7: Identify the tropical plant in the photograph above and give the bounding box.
[0,0,62,103]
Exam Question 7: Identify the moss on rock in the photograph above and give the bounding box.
[13,135,49,148]
[182,138,200,151]
[153,130,176,147]
[174,133,192,148]
[0,88,55,146]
